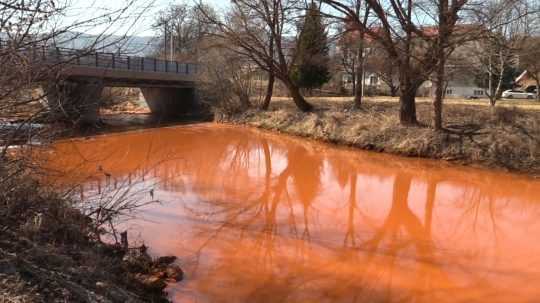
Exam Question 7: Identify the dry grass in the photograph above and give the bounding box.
[220,98,540,176]
[271,96,540,110]
[0,168,172,303]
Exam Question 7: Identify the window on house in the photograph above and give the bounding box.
[369,75,378,86]
[446,89,453,95]
[474,90,484,95]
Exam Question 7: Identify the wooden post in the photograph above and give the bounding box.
[141,57,144,71]
[127,56,130,70]
[112,53,115,68]
[154,58,157,72]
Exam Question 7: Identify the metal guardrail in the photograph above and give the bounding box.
[0,39,197,76]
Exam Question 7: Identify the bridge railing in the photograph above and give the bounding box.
[0,39,197,76]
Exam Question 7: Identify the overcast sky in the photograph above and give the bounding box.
[63,0,228,36]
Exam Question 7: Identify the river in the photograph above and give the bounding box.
[42,123,540,303]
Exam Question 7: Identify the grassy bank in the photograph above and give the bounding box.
[0,169,182,302]
[218,98,540,176]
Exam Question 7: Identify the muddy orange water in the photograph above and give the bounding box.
[42,123,540,303]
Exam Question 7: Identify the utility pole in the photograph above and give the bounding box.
[360,47,369,98]
[170,32,174,61]
[163,22,168,60]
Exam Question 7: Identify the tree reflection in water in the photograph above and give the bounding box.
[42,124,540,303]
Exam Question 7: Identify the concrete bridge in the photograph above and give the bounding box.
[1,40,199,124]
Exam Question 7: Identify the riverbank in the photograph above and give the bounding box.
[0,170,182,302]
[218,98,540,176]
[38,122,540,303]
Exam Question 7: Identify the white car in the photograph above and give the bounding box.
[501,89,536,99]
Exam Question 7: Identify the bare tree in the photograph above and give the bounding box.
[198,0,314,112]
[321,0,468,125]
[333,1,371,105]
[261,36,275,110]
[199,43,259,112]
[365,46,399,96]
[351,0,370,107]
[433,0,451,130]
[432,0,538,128]
[519,37,540,100]
[467,0,538,106]
[1,0,154,129]
[0,0,154,175]
[153,2,216,61]
[336,26,359,95]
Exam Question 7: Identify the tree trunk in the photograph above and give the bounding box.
[351,72,356,97]
[285,80,313,112]
[262,34,275,110]
[433,73,444,130]
[261,73,275,110]
[398,0,418,126]
[490,51,505,107]
[488,95,496,106]
[390,85,398,97]
[354,46,364,108]
[398,71,418,125]
[353,4,370,107]
[400,88,418,125]
[433,0,447,131]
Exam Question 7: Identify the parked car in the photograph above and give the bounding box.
[501,89,536,99]
[525,85,538,93]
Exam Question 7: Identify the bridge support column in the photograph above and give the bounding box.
[44,79,104,126]
[140,87,198,118]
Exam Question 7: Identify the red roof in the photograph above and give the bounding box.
[343,21,483,45]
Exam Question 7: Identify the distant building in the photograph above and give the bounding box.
[336,23,490,98]
[339,68,399,96]
[515,70,539,92]
[419,69,487,99]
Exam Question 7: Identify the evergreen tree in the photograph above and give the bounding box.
[292,2,330,90]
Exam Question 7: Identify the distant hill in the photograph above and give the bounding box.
[55,33,161,56]
[0,32,161,57]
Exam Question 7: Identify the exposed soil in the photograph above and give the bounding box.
[0,172,183,303]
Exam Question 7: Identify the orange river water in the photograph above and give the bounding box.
[39,123,540,303]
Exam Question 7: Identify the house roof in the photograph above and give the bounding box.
[418,24,484,37]
[342,22,483,45]
[341,20,382,45]
[516,70,529,84]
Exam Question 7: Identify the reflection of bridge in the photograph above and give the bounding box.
[1,40,199,124]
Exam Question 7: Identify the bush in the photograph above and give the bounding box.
[197,47,259,117]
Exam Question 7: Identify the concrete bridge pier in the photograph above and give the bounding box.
[45,79,104,126]
[140,87,199,118]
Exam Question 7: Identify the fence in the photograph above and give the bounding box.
[0,39,197,76]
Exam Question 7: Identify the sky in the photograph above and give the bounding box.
[62,0,228,36]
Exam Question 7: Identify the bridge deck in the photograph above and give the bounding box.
[0,40,197,87]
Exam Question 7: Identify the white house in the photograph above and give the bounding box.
[421,74,487,99]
